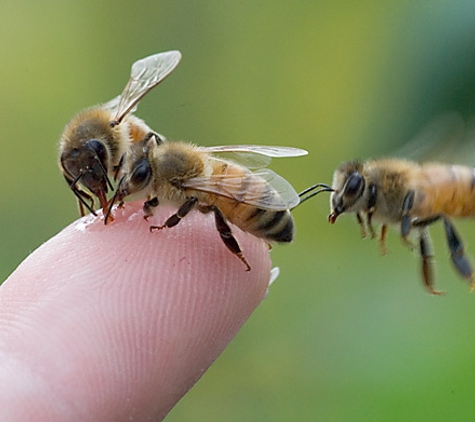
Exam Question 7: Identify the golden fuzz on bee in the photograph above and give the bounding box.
[58,50,182,216]
[302,157,475,294]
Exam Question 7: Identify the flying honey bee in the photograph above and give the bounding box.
[59,50,182,216]
[105,135,308,270]
[299,159,475,294]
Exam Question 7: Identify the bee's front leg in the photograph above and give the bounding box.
[64,174,97,217]
[141,131,165,146]
[356,213,367,238]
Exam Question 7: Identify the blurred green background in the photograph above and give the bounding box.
[2,1,475,420]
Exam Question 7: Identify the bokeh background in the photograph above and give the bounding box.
[2,1,475,420]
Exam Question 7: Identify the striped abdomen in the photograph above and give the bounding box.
[414,163,475,218]
[200,161,295,243]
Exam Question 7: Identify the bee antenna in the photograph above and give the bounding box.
[104,175,125,225]
[68,172,98,216]
[297,183,334,206]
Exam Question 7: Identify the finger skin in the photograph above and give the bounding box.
[0,201,271,421]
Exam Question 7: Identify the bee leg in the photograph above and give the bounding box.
[143,197,159,220]
[135,131,163,149]
[152,132,165,145]
[149,197,198,231]
[409,215,441,249]
[200,205,251,271]
[75,192,95,217]
[356,213,367,238]
[400,190,415,247]
[379,224,388,255]
[366,184,377,239]
[64,174,97,217]
[419,229,443,295]
[442,217,475,290]
[366,216,376,239]
[142,131,164,145]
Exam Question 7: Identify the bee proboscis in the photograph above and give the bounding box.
[106,137,308,270]
[300,158,475,294]
[59,50,182,216]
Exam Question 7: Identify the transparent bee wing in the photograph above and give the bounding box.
[101,95,121,112]
[111,50,182,125]
[207,150,272,169]
[200,145,308,169]
[203,145,308,157]
[393,111,467,162]
[388,110,475,168]
[102,95,140,116]
[183,167,300,210]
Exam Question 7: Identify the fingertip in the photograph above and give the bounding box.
[64,200,273,298]
[0,201,273,421]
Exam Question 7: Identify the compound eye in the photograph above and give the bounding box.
[86,139,107,163]
[130,158,151,187]
[344,173,363,197]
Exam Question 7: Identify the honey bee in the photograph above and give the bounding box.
[299,159,475,294]
[105,135,307,270]
[59,50,182,216]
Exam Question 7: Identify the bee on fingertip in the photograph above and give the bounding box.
[58,50,182,217]
[105,136,308,271]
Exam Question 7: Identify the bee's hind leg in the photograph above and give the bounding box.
[412,216,445,294]
[418,228,443,295]
[442,217,475,290]
[199,205,251,271]
[149,197,198,230]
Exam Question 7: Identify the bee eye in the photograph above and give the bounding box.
[86,139,107,163]
[345,173,364,197]
[130,158,151,187]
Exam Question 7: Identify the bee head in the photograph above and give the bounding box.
[329,161,366,223]
[104,133,158,224]
[120,133,161,199]
[119,155,152,200]
[60,138,113,212]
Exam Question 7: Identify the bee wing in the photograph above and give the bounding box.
[101,95,125,113]
[111,50,182,124]
[393,111,467,162]
[203,145,308,157]
[183,167,300,210]
[201,145,308,169]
